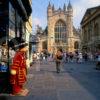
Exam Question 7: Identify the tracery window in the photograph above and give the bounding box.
[54,20,67,43]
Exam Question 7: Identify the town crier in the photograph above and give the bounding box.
[9,38,29,95]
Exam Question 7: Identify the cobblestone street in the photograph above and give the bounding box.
[1,61,100,100]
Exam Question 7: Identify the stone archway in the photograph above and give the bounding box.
[74,41,79,50]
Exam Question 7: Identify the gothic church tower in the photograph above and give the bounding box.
[47,1,80,53]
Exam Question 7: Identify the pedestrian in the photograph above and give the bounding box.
[65,52,69,63]
[0,43,8,72]
[9,47,15,65]
[96,51,100,70]
[83,52,88,61]
[1,43,8,63]
[40,52,43,63]
[9,38,29,96]
[88,52,93,61]
[69,52,74,62]
[55,49,63,73]
[48,53,53,62]
[78,52,83,63]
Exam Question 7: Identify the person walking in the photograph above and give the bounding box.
[96,51,100,70]
[55,49,63,73]
[78,52,83,63]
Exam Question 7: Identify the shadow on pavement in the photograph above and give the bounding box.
[63,62,100,100]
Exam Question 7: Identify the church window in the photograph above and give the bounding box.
[54,20,67,43]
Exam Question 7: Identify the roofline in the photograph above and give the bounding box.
[81,5,100,25]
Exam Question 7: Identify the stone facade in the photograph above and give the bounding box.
[26,0,32,66]
[47,2,80,53]
[81,5,100,53]
[36,26,48,52]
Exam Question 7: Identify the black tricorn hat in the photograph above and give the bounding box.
[9,37,28,50]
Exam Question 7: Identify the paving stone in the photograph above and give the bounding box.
[2,61,100,100]
[57,90,96,100]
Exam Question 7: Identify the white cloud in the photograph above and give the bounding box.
[32,18,42,33]
[73,0,100,28]
[32,18,41,26]
[80,0,100,7]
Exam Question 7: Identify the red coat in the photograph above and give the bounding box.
[10,51,27,85]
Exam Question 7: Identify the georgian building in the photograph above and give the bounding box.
[47,2,80,53]
[37,26,48,52]
[81,5,100,53]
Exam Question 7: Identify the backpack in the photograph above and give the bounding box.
[57,55,63,60]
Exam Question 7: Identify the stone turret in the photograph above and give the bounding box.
[47,2,52,18]
[67,1,73,16]
[58,7,62,12]
[48,1,52,8]
[67,0,73,50]
[67,1,72,9]
[63,3,66,12]
[52,4,55,11]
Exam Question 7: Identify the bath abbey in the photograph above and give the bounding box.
[37,2,81,53]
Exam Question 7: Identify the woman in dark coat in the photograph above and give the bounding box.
[55,49,63,73]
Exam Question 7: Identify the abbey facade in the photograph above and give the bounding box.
[47,2,80,53]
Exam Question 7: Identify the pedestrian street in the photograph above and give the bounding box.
[0,61,100,100]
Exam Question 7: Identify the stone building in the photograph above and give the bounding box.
[47,2,80,53]
[81,5,100,53]
[36,26,48,52]
[25,0,33,66]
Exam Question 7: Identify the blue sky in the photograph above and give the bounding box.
[32,0,100,31]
